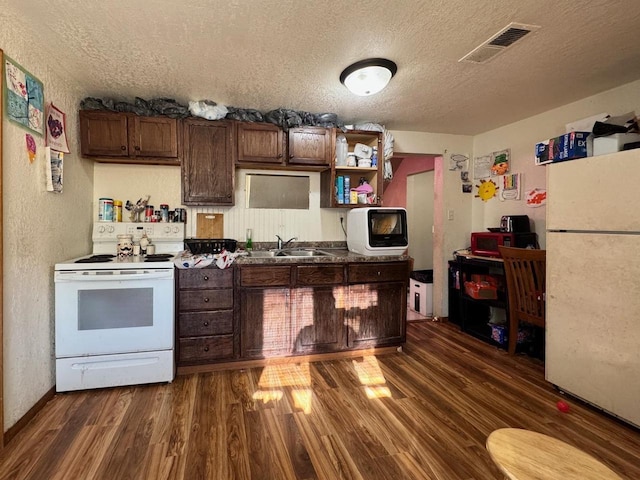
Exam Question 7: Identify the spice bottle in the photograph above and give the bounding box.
[114,200,123,222]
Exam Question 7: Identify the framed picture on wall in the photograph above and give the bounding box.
[3,54,44,136]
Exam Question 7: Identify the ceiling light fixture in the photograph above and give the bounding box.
[340,58,397,96]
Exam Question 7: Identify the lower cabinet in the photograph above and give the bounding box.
[347,282,406,348]
[237,261,408,360]
[347,262,409,348]
[292,286,348,354]
[176,267,235,366]
[240,287,292,358]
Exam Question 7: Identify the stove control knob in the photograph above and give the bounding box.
[173,226,180,234]
[164,226,171,234]
[98,225,105,233]
[107,226,115,233]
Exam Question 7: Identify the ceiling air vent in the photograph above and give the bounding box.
[459,22,540,64]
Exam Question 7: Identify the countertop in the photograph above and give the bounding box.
[235,243,410,265]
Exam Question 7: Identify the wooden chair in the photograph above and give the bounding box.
[498,246,546,355]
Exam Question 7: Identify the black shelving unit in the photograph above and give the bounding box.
[455,255,508,349]
[451,254,544,358]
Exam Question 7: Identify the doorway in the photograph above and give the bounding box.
[407,170,434,269]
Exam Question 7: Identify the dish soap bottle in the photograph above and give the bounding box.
[246,228,253,251]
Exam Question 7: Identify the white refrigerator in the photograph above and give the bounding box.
[546,148,640,428]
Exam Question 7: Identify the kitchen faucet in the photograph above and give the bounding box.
[276,235,297,250]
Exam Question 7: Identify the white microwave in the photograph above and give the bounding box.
[346,207,409,256]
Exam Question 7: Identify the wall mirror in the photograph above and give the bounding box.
[246,174,310,209]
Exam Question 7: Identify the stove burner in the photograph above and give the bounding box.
[144,254,174,262]
[75,256,113,263]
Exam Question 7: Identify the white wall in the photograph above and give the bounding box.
[390,131,474,318]
[1,11,92,430]
[93,164,345,242]
[473,79,640,248]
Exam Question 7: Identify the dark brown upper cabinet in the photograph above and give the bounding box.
[236,121,285,166]
[79,110,180,165]
[287,127,332,167]
[182,118,235,206]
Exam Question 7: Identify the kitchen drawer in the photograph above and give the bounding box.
[240,265,292,287]
[178,311,233,337]
[178,267,233,289]
[296,264,345,286]
[178,335,234,363]
[178,289,233,311]
[348,262,409,284]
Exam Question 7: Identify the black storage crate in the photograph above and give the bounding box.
[185,238,237,254]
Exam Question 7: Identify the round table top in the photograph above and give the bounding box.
[486,428,623,480]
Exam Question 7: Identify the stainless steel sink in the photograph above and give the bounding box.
[247,250,286,258]
[282,249,334,257]
[248,248,334,258]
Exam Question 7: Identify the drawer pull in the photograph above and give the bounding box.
[203,346,209,352]
[203,297,210,303]
[203,275,209,281]
[203,321,209,327]
[377,271,381,276]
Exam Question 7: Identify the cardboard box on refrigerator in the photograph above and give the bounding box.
[535,131,592,165]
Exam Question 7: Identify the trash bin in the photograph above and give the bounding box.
[409,269,433,316]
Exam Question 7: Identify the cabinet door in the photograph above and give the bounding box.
[348,282,406,348]
[288,127,331,166]
[130,116,178,158]
[237,122,284,165]
[80,111,129,157]
[182,119,235,205]
[240,288,292,358]
[292,286,347,354]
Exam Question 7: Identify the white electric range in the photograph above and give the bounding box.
[54,222,185,392]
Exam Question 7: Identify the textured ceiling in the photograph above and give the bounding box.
[4,0,640,134]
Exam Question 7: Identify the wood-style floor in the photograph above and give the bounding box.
[1,320,639,480]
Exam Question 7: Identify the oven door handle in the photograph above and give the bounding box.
[55,271,173,282]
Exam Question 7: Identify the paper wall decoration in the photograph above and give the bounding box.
[448,153,468,171]
[26,133,36,163]
[4,55,44,135]
[45,103,70,153]
[45,146,63,193]
[491,149,510,176]
[476,178,499,202]
[525,188,546,207]
[500,173,521,201]
[474,155,492,179]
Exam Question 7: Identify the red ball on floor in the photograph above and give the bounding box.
[556,400,570,413]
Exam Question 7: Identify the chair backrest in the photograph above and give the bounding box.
[499,246,546,327]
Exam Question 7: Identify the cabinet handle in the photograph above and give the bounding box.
[203,275,209,281]
[203,297,209,303]
[278,153,283,158]
[134,146,140,151]
[289,153,294,158]
[203,321,209,327]
[120,145,126,151]
[377,271,381,276]
[203,346,209,352]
